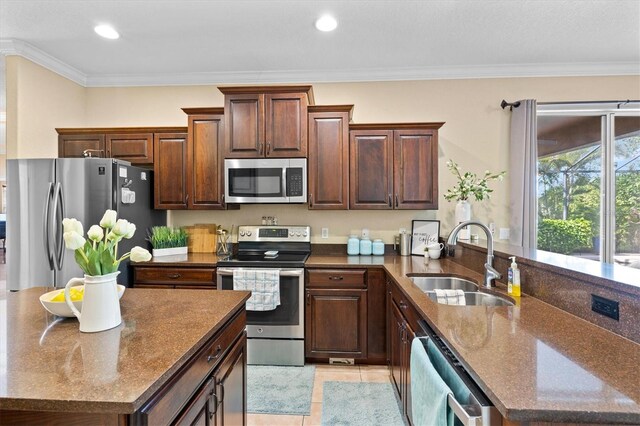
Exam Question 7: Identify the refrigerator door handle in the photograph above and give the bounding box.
[43,182,55,270]
[52,182,65,271]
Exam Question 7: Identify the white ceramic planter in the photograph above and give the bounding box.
[152,246,188,257]
[455,200,472,240]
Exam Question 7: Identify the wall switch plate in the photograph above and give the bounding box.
[321,228,329,239]
[362,228,370,239]
[592,294,619,321]
[499,228,510,240]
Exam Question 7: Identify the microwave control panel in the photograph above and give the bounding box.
[286,168,304,197]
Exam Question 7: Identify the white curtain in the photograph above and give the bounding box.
[508,99,537,249]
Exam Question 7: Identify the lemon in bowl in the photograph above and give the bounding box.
[39,285,126,317]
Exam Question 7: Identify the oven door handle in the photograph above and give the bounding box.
[216,268,303,277]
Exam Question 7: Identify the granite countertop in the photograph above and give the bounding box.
[307,254,640,424]
[0,287,250,413]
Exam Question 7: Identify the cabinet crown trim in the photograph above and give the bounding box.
[218,85,315,105]
[56,127,187,135]
[181,107,224,115]
[349,122,445,130]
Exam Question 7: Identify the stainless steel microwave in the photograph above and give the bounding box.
[224,158,307,203]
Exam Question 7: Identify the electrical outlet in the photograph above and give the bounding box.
[499,228,510,240]
[321,228,329,239]
[362,228,370,239]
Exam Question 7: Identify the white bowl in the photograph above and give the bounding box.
[39,285,126,318]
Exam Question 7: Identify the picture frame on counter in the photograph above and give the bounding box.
[411,220,440,255]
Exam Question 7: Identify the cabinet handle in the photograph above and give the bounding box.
[259,143,264,155]
[222,193,225,207]
[185,194,189,204]
[208,389,218,418]
[219,380,225,404]
[266,142,271,155]
[306,292,310,305]
[309,193,313,208]
[168,273,182,279]
[329,276,344,281]
[395,194,399,208]
[207,345,222,362]
[388,194,392,207]
[399,300,407,310]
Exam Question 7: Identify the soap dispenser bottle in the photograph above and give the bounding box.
[508,256,521,297]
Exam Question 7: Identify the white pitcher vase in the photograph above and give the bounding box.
[455,200,472,240]
[64,271,122,333]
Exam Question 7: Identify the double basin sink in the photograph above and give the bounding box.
[408,276,514,306]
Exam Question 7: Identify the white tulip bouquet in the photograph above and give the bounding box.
[62,209,152,276]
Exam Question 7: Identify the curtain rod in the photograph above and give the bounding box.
[538,99,639,108]
[500,100,520,110]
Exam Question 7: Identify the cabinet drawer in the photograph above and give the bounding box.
[134,267,216,287]
[139,309,246,425]
[307,269,366,289]
[389,279,421,331]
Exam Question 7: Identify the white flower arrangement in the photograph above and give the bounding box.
[443,159,506,202]
[62,209,152,276]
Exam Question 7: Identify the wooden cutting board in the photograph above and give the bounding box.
[184,224,217,253]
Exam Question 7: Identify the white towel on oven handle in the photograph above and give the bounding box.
[233,269,281,311]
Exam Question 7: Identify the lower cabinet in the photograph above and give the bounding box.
[132,265,216,289]
[305,269,368,359]
[387,278,418,425]
[174,333,246,426]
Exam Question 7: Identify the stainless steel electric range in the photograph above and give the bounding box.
[216,225,310,366]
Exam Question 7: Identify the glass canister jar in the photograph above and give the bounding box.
[347,235,360,256]
[372,239,385,255]
[359,237,372,256]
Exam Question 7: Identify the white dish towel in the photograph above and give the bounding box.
[233,270,281,311]
[433,289,466,306]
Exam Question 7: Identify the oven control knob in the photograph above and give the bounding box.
[247,231,252,236]
[239,230,245,236]
[295,232,301,237]
[257,327,264,334]
[303,231,308,237]
[289,231,294,236]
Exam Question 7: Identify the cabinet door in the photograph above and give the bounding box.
[154,132,188,209]
[308,110,349,209]
[367,269,387,363]
[187,114,225,209]
[394,129,438,209]
[107,133,154,164]
[58,134,106,158]
[305,289,367,358]
[173,376,217,426]
[224,94,264,158]
[389,300,405,399]
[212,335,246,426]
[265,93,308,157]
[349,130,393,209]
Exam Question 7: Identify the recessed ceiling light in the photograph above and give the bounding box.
[94,24,120,40]
[315,15,337,32]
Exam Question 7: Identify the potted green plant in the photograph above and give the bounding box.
[148,226,188,257]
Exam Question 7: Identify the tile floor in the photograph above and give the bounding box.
[247,364,391,426]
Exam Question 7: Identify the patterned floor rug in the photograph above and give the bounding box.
[247,365,315,415]
[321,381,404,426]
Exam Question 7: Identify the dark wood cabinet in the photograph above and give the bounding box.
[307,105,353,210]
[367,269,387,364]
[387,278,420,425]
[183,108,226,209]
[349,123,443,210]
[220,86,313,158]
[57,127,185,165]
[349,129,394,209]
[305,269,368,359]
[154,132,188,209]
[133,265,216,289]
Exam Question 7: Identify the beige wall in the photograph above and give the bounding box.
[7,56,639,242]
[6,56,86,159]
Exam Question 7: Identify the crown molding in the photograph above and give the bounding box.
[0,39,87,86]
[2,38,638,88]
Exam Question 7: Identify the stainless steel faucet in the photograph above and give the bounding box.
[447,220,502,288]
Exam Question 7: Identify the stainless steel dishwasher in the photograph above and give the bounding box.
[415,319,503,426]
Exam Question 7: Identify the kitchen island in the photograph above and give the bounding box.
[0,287,250,425]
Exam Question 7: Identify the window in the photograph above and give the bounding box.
[536,102,640,269]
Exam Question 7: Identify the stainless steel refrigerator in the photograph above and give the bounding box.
[7,158,166,291]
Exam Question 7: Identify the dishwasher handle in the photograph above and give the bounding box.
[447,393,483,426]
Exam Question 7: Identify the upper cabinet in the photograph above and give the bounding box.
[349,123,443,210]
[57,127,186,165]
[154,132,188,209]
[219,86,314,158]
[307,105,353,210]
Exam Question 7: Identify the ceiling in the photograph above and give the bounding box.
[0,0,639,87]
